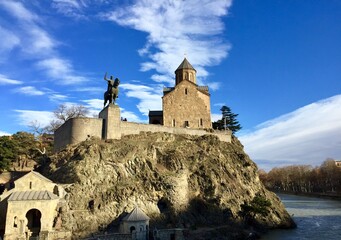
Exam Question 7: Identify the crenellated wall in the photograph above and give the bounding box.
[54,105,231,151]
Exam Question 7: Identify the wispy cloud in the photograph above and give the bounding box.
[239,95,341,171]
[52,0,88,20]
[14,110,54,128]
[48,94,69,102]
[82,98,103,115]
[104,0,232,85]
[36,58,87,85]
[120,83,162,116]
[0,74,23,85]
[0,1,88,86]
[13,86,45,96]
[101,0,232,116]
[120,108,143,123]
[0,26,20,59]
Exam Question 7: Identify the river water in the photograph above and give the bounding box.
[262,193,341,239]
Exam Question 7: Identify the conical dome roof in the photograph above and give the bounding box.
[122,206,150,222]
[176,57,196,71]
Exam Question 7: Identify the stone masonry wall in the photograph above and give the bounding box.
[120,122,231,142]
[4,199,59,239]
[54,106,231,151]
[54,118,103,151]
[163,81,211,129]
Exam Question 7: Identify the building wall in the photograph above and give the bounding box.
[154,229,185,240]
[120,220,148,240]
[4,199,60,240]
[13,173,56,193]
[54,106,231,151]
[120,122,231,142]
[163,81,211,129]
[0,173,68,240]
[54,117,103,151]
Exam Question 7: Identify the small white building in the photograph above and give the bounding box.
[0,171,69,240]
[119,207,149,240]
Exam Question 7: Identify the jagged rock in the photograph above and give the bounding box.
[44,132,295,238]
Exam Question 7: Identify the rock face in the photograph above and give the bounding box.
[44,132,294,238]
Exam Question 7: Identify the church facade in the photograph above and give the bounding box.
[0,171,69,240]
[149,58,212,129]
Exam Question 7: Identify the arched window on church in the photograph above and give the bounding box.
[185,88,188,95]
[13,216,18,227]
[185,72,188,80]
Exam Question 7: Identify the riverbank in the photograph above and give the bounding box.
[270,190,341,201]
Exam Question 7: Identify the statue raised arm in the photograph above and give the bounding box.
[103,72,120,107]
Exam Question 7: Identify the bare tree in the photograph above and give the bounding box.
[46,104,89,132]
[54,104,89,122]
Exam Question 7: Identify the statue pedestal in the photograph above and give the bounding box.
[99,104,121,140]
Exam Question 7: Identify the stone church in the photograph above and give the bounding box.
[149,58,212,129]
[0,171,69,240]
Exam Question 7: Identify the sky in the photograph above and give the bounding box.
[0,0,340,171]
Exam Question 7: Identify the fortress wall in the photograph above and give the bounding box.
[54,118,103,151]
[120,122,231,142]
[54,107,232,151]
[213,131,232,142]
[54,119,73,152]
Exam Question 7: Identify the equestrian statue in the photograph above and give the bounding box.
[104,72,120,107]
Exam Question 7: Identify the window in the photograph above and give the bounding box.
[172,119,176,127]
[185,121,189,127]
[29,182,32,189]
[185,88,188,95]
[200,118,203,126]
[14,216,18,227]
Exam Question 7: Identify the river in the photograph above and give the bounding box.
[262,193,341,239]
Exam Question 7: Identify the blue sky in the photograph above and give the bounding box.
[0,0,340,171]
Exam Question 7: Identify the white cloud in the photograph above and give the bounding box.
[213,102,226,107]
[207,82,221,91]
[0,1,38,22]
[120,108,143,123]
[239,95,341,171]
[48,94,69,102]
[120,83,162,115]
[52,0,88,20]
[0,131,11,136]
[151,74,173,84]
[36,58,87,85]
[0,74,23,85]
[101,0,232,116]
[211,113,222,122]
[104,0,232,84]
[13,86,44,96]
[14,110,54,128]
[0,1,88,85]
[82,98,103,113]
[0,26,20,56]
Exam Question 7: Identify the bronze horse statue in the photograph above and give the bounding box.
[104,72,120,107]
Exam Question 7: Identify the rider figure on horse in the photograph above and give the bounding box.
[104,72,120,107]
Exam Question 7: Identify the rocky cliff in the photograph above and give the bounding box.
[44,132,295,238]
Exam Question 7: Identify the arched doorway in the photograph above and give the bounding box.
[25,209,41,237]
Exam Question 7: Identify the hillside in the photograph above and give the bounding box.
[44,132,295,239]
